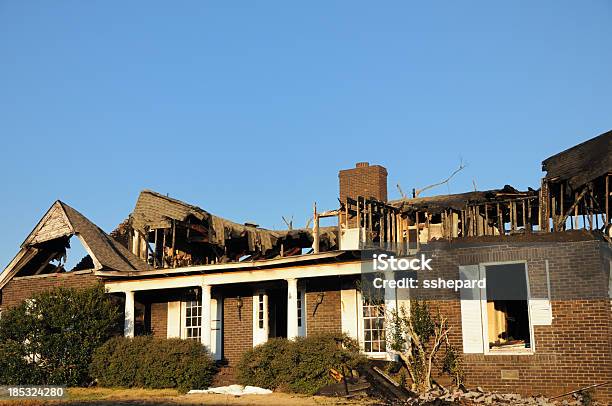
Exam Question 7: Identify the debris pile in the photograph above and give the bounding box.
[402,385,602,405]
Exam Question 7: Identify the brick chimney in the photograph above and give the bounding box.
[339,162,388,203]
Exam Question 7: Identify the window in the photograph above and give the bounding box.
[362,296,386,353]
[258,294,264,329]
[297,291,303,328]
[460,262,541,355]
[184,300,201,340]
[484,263,531,352]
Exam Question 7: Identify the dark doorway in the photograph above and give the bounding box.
[267,287,287,338]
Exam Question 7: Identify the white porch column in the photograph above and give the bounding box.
[201,284,212,349]
[287,278,299,340]
[384,271,397,353]
[124,291,135,338]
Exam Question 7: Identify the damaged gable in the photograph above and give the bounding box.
[0,201,150,290]
[23,202,73,246]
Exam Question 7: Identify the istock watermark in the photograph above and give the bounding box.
[372,253,433,271]
[362,250,487,295]
[371,275,486,291]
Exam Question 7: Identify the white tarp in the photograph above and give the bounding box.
[188,384,272,396]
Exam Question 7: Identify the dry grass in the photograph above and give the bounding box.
[0,387,375,406]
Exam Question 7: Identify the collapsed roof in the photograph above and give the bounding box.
[123,190,337,268]
[389,185,538,214]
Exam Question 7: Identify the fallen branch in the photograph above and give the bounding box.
[550,381,611,399]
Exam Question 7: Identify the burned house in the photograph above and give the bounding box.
[0,130,610,401]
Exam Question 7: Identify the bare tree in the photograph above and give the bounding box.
[397,183,408,199]
[305,217,312,229]
[282,215,294,230]
[388,302,459,392]
[413,160,466,198]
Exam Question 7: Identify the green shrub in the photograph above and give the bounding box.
[0,284,120,386]
[0,341,42,385]
[90,336,217,392]
[237,333,365,395]
[236,338,293,389]
[89,336,147,388]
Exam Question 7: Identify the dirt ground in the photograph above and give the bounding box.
[0,388,378,406]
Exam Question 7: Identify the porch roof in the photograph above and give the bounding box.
[95,249,361,280]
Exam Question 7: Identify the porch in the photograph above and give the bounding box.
[101,253,403,364]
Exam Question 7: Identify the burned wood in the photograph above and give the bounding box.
[556,186,589,231]
[542,130,611,189]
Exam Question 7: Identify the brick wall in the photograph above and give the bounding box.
[305,277,342,335]
[339,162,388,203]
[418,238,611,402]
[461,300,610,399]
[0,271,99,311]
[222,289,253,365]
[139,288,196,338]
[149,302,168,338]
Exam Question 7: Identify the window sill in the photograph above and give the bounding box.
[364,352,393,360]
[486,347,534,355]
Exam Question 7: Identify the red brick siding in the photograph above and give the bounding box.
[138,289,196,338]
[305,277,342,335]
[0,271,99,311]
[431,298,611,402]
[419,239,611,402]
[222,292,253,365]
[149,302,168,338]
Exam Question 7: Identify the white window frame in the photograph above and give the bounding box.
[252,290,268,346]
[258,293,265,329]
[479,260,535,355]
[297,289,306,337]
[210,295,223,360]
[181,299,202,341]
[357,290,387,358]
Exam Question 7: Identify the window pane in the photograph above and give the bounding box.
[485,263,531,350]
[362,294,386,353]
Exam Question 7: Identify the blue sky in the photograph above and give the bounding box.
[0,1,610,269]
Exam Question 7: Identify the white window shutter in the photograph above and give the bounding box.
[166,301,181,338]
[529,299,552,325]
[459,265,484,353]
[340,288,358,340]
[529,259,553,326]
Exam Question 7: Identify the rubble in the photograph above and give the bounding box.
[400,386,604,405]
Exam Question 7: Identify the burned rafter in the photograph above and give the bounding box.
[125,190,338,269]
[386,185,540,240]
[541,131,611,233]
